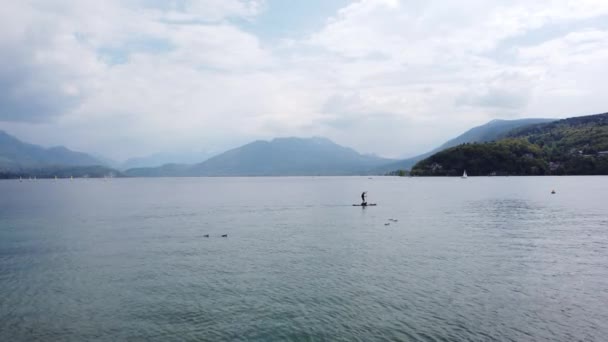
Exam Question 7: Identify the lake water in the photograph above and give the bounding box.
[1,176,607,341]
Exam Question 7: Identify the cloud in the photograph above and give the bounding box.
[170,0,265,22]
[0,1,269,123]
[456,88,530,111]
[454,72,533,113]
[0,66,82,123]
[0,1,102,122]
[166,24,275,69]
[1,0,608,159]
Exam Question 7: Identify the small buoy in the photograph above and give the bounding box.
[551,190,556,194]
[221,234,228,238]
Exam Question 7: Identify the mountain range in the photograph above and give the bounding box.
[119,151,217,170]
[2,112,606,178]
[0,130,103,169]
[376,118,554,172]
[125,137,395,177]
[0,130,120,178]
[411,112,608,176]
[125,118,558,177]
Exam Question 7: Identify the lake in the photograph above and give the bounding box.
[1,176,607,341]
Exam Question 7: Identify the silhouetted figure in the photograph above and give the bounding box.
[361,191,367,206]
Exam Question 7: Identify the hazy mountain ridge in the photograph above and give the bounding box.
[126,137,395,177]
[123,163,191,177]
[0,130,122,178]
[437,118,555,150]
[5,114,602,178]
[377,118,555,172]
[411,112,608,176]
[0,130,104,170]
[120,151,216,170]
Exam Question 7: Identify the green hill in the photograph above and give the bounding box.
[376,118,554,173]
[411,112,608,176]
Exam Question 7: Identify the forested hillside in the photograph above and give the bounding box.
[411,113,608,176]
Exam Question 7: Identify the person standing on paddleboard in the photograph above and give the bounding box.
[361,191,367,205]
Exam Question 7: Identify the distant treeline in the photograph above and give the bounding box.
[0,165,121,179]
[385,169,410,176]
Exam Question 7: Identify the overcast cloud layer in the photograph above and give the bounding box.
[1,0,607,160]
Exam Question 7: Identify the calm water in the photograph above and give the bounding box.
[1,176,607,341]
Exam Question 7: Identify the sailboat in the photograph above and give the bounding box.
[461,170,468,179]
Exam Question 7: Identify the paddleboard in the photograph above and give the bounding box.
[352,203,377,206]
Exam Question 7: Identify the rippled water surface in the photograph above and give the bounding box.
[1,176,607,341]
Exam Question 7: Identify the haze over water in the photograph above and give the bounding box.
[1,176,607,341]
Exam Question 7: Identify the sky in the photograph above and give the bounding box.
[1,0,608,161]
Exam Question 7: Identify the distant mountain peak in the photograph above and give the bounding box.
[269,136,335,144]
[310,136,334,143]
[0,130,21,142]
[487,119,504,124]
[126,136,395,177]
[0,130,105,170]
[47,146,70,152]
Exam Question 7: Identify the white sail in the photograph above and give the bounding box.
[462,170,468,179]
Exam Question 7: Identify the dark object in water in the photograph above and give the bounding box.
[384,223,390,226]
[551,190,556,194]
[221,234,228,237]
[353,203,377,206]
[203,234,209,238]
[360,191,369,206]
